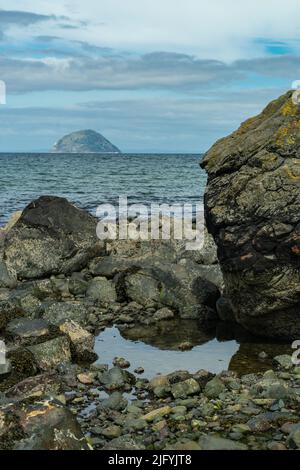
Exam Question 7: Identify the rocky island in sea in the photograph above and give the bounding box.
[0,91,300,450]
[52,129,121,154]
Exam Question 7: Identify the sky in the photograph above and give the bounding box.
[0,0,299,152]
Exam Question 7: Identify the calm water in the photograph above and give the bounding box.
[0,153,205,226]
[95,322,291,378]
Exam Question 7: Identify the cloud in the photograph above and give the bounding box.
[0,51,298,94]
[3,0,300,61]
[0,9,63,28]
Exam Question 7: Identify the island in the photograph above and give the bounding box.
[52,129,121,153]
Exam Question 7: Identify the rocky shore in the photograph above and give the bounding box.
[0,91,299,450]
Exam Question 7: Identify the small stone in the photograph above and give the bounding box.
[101,425,122,439]
[166,440,201,451]
[98,391,128,411]
[178,341,193,351]
[231,424,251,434]
[153,307,175,321]
[268,442,287,451]
[77,372,95,384]
[142,406,172,422]
[273,355,293,371]
[191,419,206,429]
[199,436,248,450]
[124,418,147,431]
[134,367,144,375]
[152,420,167,432]
[149,375,170,390]
[204,376,225,398]
[113,357,130,369]
[258,351,268,360]
[171,379,200,399]
[171,406,187,415]
[247,416,271,433]
[287,428,300,449]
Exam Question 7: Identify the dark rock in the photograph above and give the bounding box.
[216,297,235,322]
[27,336,71,371]
[0,260,17,288]
[0,398,90,450]
[102,435,145,450]
[199,435,248,450]
[6,318,50,339]
[58,320,97,363]
[41,301,88,326]
[4,196,104,280]
[98,366,135,390]
[0,300,24,331]
[98,391,128,411]
[201,91,300,339]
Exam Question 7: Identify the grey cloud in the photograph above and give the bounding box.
[0,50,298,94]
[0,9,65,27]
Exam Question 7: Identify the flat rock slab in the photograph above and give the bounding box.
[6,318,50,338]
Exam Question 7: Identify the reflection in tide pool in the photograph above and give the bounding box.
[95,325,239,377]
[94,320,291,378]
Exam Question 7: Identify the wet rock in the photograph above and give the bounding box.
[98,391,128,411]
[59,320,96,362]
[134,367,144,375]
[4,196,104,280]
[166,440,202,450]
[4,373,62,401]
[124,261,220,320]
[42,301,88,326]
[178,341,193,351]
[273,355,293,371]
[0,260,17,289]
[199,435,248,450]
[27,337,71,371]
[142,406,172,422]
[77,372,95,384]
[99,366,135,390]
[68,273,88,296]
[124,417,147,431]
[201,91,300,339]
[204,376,225,398]
[216,297,235,322]
[6,318,49,339]
[149,375,170,390]
[113,357,130,369]
[153,307,175,321]
[101,425,122,439]
[287,427,300,449]
[102,435,145,450]
[86,277,117,304]
[0,398,90,450]
[171,379,200,399]
[247,416,272,433]
[0,300,24,330]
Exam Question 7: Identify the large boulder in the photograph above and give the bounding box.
[3,196,105,280]
[201,91,300,338]
[0,398,90,450]
[123,259,220,320]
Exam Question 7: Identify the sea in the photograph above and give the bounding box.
[0,153,206,226]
